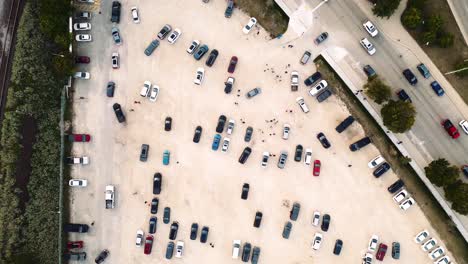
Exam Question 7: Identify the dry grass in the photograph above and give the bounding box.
[235,0,289,37]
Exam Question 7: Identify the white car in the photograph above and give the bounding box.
[304,149,312,165]
[422,238,437,252]
[312,211,320,226]
[131,7,140,23]
[77,0,94,3]
[282,124,290,140]
[226,119,235,135]
[232,240,241,259]
[111,52,119,69]
[73,23,91,31]
[135,229,144,247]
[140,81,152,97]
[392,189,408,203]
[187,40,200,54]
[69,179,87,187]
[296,97,309,113]
[168,28,181,44]
[66,156,89,165]
[399,197,415,210]
[415,230,429,243]
[360,38,376,55]
[73,72,90,79]
[312,233,323,250]
[261,152,269,168]
[149,85,160,102]
[368,155,385,168]
[309,80,328,96]
[362,252,373,264]
[75,34,92,42]
[459,120,468,134]
[243,17,257,34]
[221,138,230,152]
[175,241,184,258]
[434,256,451,264]
[428,247,445,260]
[194,67,204,85]
[368,235,379,252]
[363,21,378,37]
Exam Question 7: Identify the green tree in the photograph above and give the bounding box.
[407,0,426,9]
[422,30,436,44]
[425,159,459,187]
[402,7,422,29]
[373,0,402,19]
[381,100,416,133]
[364,77,392,104]
[426,15,444,33]
[437,31,454,48]
[444,181,468,215]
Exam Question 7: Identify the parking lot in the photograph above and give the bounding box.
[69,0,454,263]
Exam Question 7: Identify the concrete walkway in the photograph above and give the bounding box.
[447,0,468,45]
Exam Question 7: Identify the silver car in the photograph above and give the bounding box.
[277,151,288,169]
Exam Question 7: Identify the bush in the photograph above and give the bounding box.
[425,159,459,187]
[373,0,402,18]
[425,15,444,33]
[437,31,454,48]
[381,100,416,133]
[402,7,422,29]
[364,77,392,104]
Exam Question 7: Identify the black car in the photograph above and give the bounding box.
[294,145,303,162]
[165,241,174,259]
[251,246,261,264]
[363,65,377,79]
[242,243,252,262]
[244,126,253,142]
[94,249,109,264]
[216,115,227,133]
[150,198,159,214]
[304,72,322,86]
[336,116,355,133]
[387,179,405,193]
[282,221,292,239]
[163,207,170,224]
[110,1,121,23]
[238,147,252,164]
[321,214,331,231]
[200,226,209,243]
[253,212,262,228]
[169,222,179,240]
[193,126,202,143]
[106,81,115,97]
[317,132,331,149]
[349,136,371,151]
[153,173,162,194]
[165,117,172,131]
[64,223,89,233]
[333,239,343,255]
[148,217,157,234]
[373,162,391,178]
[140,144,149,162]
[397,89,412,103]
[157,24,172,40]
[205,49,219,67]
[241,183,249,200]
[190,223,198,240]
[316,89,332,102]
[402,69,417,85]
[224,0,234,18]
[112,103,125,123]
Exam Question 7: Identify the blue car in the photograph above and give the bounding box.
[163,150,170,165]
[430,81,444,96]
[194,45,209,60]
[212,134,221,151]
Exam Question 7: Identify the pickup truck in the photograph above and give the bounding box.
[291,71,299,91]
[105,185,115,209]
[68,134,91,142]
[65,156,89,165]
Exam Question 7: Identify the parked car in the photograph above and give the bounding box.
[242,17,257,34]
[335,116,355,133]
[309,80,328,96]
[304,72,322,86]
[165,241,175,259]
[200,226,209,243]
[316,89,332,102]
[144,235,153,255]
[349,136,371,151]
[75,11,91,19]
[224,0,234,18]
[246,87,261,98]
[304,149,312,165]
[140,144,149,162]
[144,39,160,56]
[224,76,235,94]
[187,40,200,54]
[110,1,121,23]
[261,152,269,168]
[421,238,437,252]
[67,241,84,249]
[363,65,377,78]
[167,28,181,44]
[163,117,172,131]
[212,134,222,151]
[314,32,329,45]
[64,252,86,260]
[282,221,292,239]
[242,243,252,262]
[300,51,312,65]
[397,89,412,102]
[94,249,109,263]
[241,183,249,200]
[459,120,468,134]
[333,239,343,255]
[140,80,151,97]
[153,173,162,194]
[226,119,235,135]
[368,155,385,168]
[74,72,90,79]
[321,214,330,231]
[131,6,140,23]
[163,207,171,224]
[360,38,376,55]
[221,137,230,152]
[244,126,253,142]
[69,179,87,187]
[312,211,320,226]
[194,45,209,60]
[373,162,391,178]
[290,202,300,221]
[175,241,184,258]
[277,151,288,169]
[232,240,241,259]
[363,252,373,264]
[430,81,445,96]
[391,242,400,259]
[399,197,415,210]
[73,22,91,31]
[162,150,170,165]
[251,247,261,264]
[363,20,378,37]
[368,235,379,252]
[238,147,252,164]
[253,212,263,228]
[206,49,219,67]
[312,233,323,250]
[76,34,92,42]
[417,63,431,78]
[135,230,144,247]
[376,243,388,261]
[282,124,290,139]
[216,115,227,133]
[313,160,321,176]
[68,133,91,142]
[442,119,460,139]
[317,132,331,149]
[403,69,418,85]
[157,24,172,40]
[194,67,205,85]
[111,27,121,45]
[75,56,90,64]
[112,103,125,123]
[227,56,238,73]
[429,246,445,260]
[169,222,179,240]
[435,256,451,264]
[193,126,202,143]
[106,81,115,97]
[388,179,404,194]
[190,223,198,240]
[111,52,119,69]
[64,223,89,233]
[414,230,429,243]
[462,165,468,177]
[294,145,303,162]
[148,217,157,234]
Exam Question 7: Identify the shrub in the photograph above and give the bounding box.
[381,100,416,133]
[402,7,422,29]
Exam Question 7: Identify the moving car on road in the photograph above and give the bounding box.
[363,20,378,37]
[111,27,121,45]
[441,119,460,139]
[360,38,376,55]
[403,69,418,85]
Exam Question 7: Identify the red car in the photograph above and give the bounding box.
[144,235,154,255]
[376,243,387,261]
[75,56,90,64]
[68,134,91,142]
[441,119,460,139]
[66,241,83,249]
[313,160,321,176]
[227,56,238,73]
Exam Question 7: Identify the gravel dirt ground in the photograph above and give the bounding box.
[69,0,454,263]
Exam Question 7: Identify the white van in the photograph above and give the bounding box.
[232,240,241,259]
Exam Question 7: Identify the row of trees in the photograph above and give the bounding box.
[425,159,468,214]
[0,0,71,263]
[401,0,454,48]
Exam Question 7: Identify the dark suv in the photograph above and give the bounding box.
[335,116,355,133]
[304,72,321,86]
[112,103,126,123]
[111,1,121,23]
[349,136,371,151]
[238,147,252,164]
[157,24,172,40]
[321,214,331,231]
[387,179,404,193]
[205,49,219,67]
[64,223,89,233]
[241,183,249,200]
[253,212,263,228]
[397,89,411,102]
[224,0,234,18]
[169,222,179,240]
[294,145,303,162]
[373,162,391,178]
[193,126,202,143]
[153,173,162,194]
[402,69,417,85]
[216,115,227,133]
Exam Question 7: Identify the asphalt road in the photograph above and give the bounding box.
[447,0,468,45]
[305,0,468,168]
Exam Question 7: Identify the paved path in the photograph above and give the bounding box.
[447,0,468,45]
